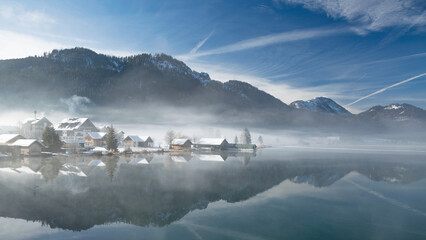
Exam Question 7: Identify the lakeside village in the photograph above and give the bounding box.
[0,115,258,159]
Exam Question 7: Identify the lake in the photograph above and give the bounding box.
[0,147,425,240]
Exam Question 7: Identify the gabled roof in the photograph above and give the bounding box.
[140,136,152,142]
[56,118,89,131]
[124,135,152,142]
[171,138,191,145]
[197,138,227,146]
[11,139,45,148]
[86,132,106,140]
[0,134,25,144]
[23,117,52,126]
[124,135,144,142]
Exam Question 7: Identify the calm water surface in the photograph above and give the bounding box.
[0,148,425,240]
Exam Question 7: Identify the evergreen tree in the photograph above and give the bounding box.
[240,128,252,144]
[105,125,118,152]
[234,136,238,144]
[42,126,62,152]
[105,157,118,181]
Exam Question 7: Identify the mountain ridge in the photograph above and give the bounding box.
[0,47,425,133]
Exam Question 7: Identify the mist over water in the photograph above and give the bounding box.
[0,149,426,240]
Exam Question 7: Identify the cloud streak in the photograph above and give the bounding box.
[179,27,352,60]
[345,73,426,107]
[276,0,426,31]
[189,30,214,54]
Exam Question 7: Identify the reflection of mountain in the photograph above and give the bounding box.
[0,154,425,231]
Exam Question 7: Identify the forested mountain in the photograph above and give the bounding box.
[0,47,425,133]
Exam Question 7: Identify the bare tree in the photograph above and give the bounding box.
[257,135,263,145]
[165,130,176,145]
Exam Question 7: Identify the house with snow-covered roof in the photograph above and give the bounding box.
[11,139,45,156]
[194,138,229,151]
[56,118,98,141]
[123,135,154,148]
[84,132,107,148]
[21,117,53,140]
[170,138,192,150]
[0,134,25,145]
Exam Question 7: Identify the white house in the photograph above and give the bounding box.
[56,118,98,141]
[21,117,53,139]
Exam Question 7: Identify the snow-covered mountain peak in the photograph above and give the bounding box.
[290,97,351,115]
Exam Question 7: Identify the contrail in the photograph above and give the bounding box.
[345,179,426,217]
[345,73,426,107]
[189,30,214,54]
[179,27,352,60]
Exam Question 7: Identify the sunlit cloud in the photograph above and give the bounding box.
[0,29,66,59]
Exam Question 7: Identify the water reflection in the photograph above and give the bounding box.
[0,149,425,231]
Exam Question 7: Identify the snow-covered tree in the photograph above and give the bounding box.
[240,128,251,144]
[258,135,263,145]
[234,136,239,144]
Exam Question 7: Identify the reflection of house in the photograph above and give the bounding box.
[194,138,229,151]
[123,136,154,148]
[11,139,45,156]
[62,139,85,153]
[56,118,98,141]
[129,158,149,165]
[195,154,226,162]
[21,117,53,139]
[170,139,192,150]
[0,134,25,145]
[84,132,106,148]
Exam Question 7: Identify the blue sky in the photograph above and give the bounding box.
[0,0,425,112]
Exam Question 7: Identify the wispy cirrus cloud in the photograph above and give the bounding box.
[179,27,353,60]
[0,4,56,27]
[275,0,426,31]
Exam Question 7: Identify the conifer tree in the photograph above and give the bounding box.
[240,128,252,144]
[42,126,62,152]
[106,125,118,152]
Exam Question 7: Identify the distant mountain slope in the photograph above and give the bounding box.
[290,97,351,115]
[0,48,288,110]
[0,47,425,133]
[358,103,426,122]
